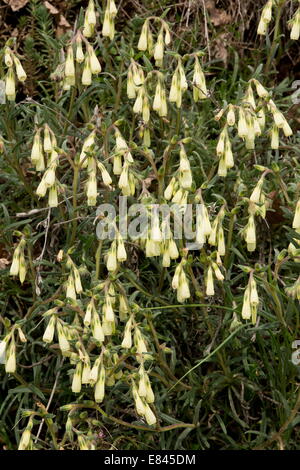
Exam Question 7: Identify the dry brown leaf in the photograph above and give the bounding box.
[3,0,29,12]
[213,33,229,66]
[0,259,10,270]
[11,28,18,38]
[44,0,59,15]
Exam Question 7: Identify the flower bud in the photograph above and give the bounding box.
[272,109,285,128]
[5,340,16,373]
[83,0,96,37]
[118,162,129,190]
[87,173,98,206]
[36,179,47,197]
[56,321,70,352]
[65,46,75,79]
[212,261,224,281]
[48,185,58,207]
[192,56,207,101]
[76,37,85,63]
[117,237,127,262]
[250,277,259,305]
[102,9,111,39]
[270,125,279,149]
[132,382,146,416]
[0,338,8,364]
[245,214,256,251]
[122,317,133,349]
[81,356,91,384]
[133,87,144,114]
[82,55,92,86]
[103,295,114,322]
[217,226,226,256]
[282,119,293,137]
[10,247,20,277]
[169,69,179,103]
[119,294,128,321]
[72,361,82,393]
[134,326,148,356]
[164,177,176,200]
[107,242,117,272]
[142,95,150,123]
[253,79,269,98]
[138,21,149,51]
[177,269,190,303]
[91,310,105,342]
[88,45,101,75]
[226,105,235,126]
[43,315,56,343]
[14,56,27,82]
[5,68,16,101]
[18,253,27,284]
[206,266,214,296]
[291,10,300,40]
[154,28,164,64]
[168,238,179,259]
[18,427,32,450]
[43,125,52,153]
[94,363,105,403]
[127,68,136,99]
[238,108,248,138]
[73,267,83,294]
[242,285,251,320]
[250,176,264,203]
[261,0,273,24]
[144,403,156,425]
[4,47,13,67]
[84,300,93,327]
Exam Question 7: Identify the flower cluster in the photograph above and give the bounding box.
[83,0,117,40]
[137,17,171,66]
[62,33,102,89]
[171,258,191,303]
[258,0,300,40]
[0,326,26,374]
[215,79,292,177]
[3,45,27,101]
[9,236,27,284]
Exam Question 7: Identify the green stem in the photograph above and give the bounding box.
[114,61,124,114]
[176,108,181,136]
[158,267,166,293]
